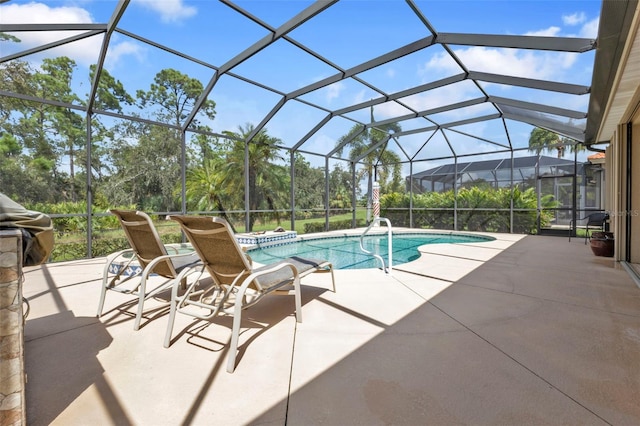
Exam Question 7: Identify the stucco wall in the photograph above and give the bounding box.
[631,119,640,263]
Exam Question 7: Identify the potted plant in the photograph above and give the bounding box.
[590,231,614,257]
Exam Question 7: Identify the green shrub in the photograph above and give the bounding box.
[304,218,366,233]
[25,201,135,236]
[50,231,183,262]
[35,186,556,263]
[380,186,547,234]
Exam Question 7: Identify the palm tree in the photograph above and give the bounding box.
[184,157,237,232]
[335,110,402,221]
[528,127,583,158]
[222,123,289,231]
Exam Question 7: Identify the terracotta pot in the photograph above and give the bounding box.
[590,232,614,257]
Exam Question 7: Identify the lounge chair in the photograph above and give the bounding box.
[164,215,335,373]
[97,209,199,330]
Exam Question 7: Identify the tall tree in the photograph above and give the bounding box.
[189,133,218,168]
[38,57,83,169]
[0,133,51,201]
[221,123,288,231]
[335,110,402,221]
[293,153,324,211]
[0,60,56,202]
[90,64,135,113]
[0,60,33,126]
[329,163,357,209]
[528,127,583,158]
[104,121,181,211]
[184,156,238,231]
[136,68,215,129]
[104,68,216,210]
[1,57,84,202]
[88,65,134,182]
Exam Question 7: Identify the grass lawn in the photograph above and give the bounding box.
[49,210,368,261]
[248,210,368,234]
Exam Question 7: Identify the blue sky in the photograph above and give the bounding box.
[1,0,603,170]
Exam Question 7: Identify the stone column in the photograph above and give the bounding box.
[0,229,26,425]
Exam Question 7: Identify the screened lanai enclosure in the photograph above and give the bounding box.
[0,0,624,261]
[407,154,605,233]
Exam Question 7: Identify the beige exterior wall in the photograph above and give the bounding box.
[598,3,640,267]
[606,108,640,263]
[605,128,623,261]
[632,115,640,263]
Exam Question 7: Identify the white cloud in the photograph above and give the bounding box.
[524,13,597,39]
[104,40,146,70]
[426,46,577,81]
[0,2,143,68]
[406,43,583,133]
[580,17,600,38]
[563,12,586,26]
[0,2,94,25]
[375,78,488,128]
[133,0,197,24]
[376,100,415,118]
[352,89,368,105]
[306,133,337,158]
[0,2,95,61]
[525,26,561,37]
[325,81,344,103]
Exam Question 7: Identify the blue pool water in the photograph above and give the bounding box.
[247,232,494,270]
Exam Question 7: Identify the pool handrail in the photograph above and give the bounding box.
[359,217,393,275]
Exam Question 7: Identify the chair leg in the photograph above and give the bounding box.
[133,266,161,330]
[163,294,179,348]
[96,285,108,318]
[329,265,336,292]
[293,276,302,323]
[133,274,150,331]
[133,290,146,331]
[96,261,112,317]
[227,302,244,373]
[585,226,589,245]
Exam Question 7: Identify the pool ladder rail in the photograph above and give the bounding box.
[359,217,393,275]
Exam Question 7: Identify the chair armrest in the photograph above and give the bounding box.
[237,262,299,293]
[104,248,136,272]
[106,247,134,262]
[143,250,199,272]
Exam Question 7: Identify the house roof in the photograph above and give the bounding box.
[411,155,577,179]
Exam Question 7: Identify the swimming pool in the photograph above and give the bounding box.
[246,232,494,270]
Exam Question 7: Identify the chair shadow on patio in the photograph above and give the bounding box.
[96,284,177,330]
[24,310,131,426]
[163,215,335,373]
[97,272,329,369]
[169,284,328,425]
[166,283,328,369]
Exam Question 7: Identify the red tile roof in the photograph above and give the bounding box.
[588,152,605,160]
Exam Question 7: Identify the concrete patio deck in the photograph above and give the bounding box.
[22,232,640,425]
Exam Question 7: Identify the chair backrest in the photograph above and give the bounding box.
[168,215,253,287]
[110,209,177,279]
[586,212,609,226]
